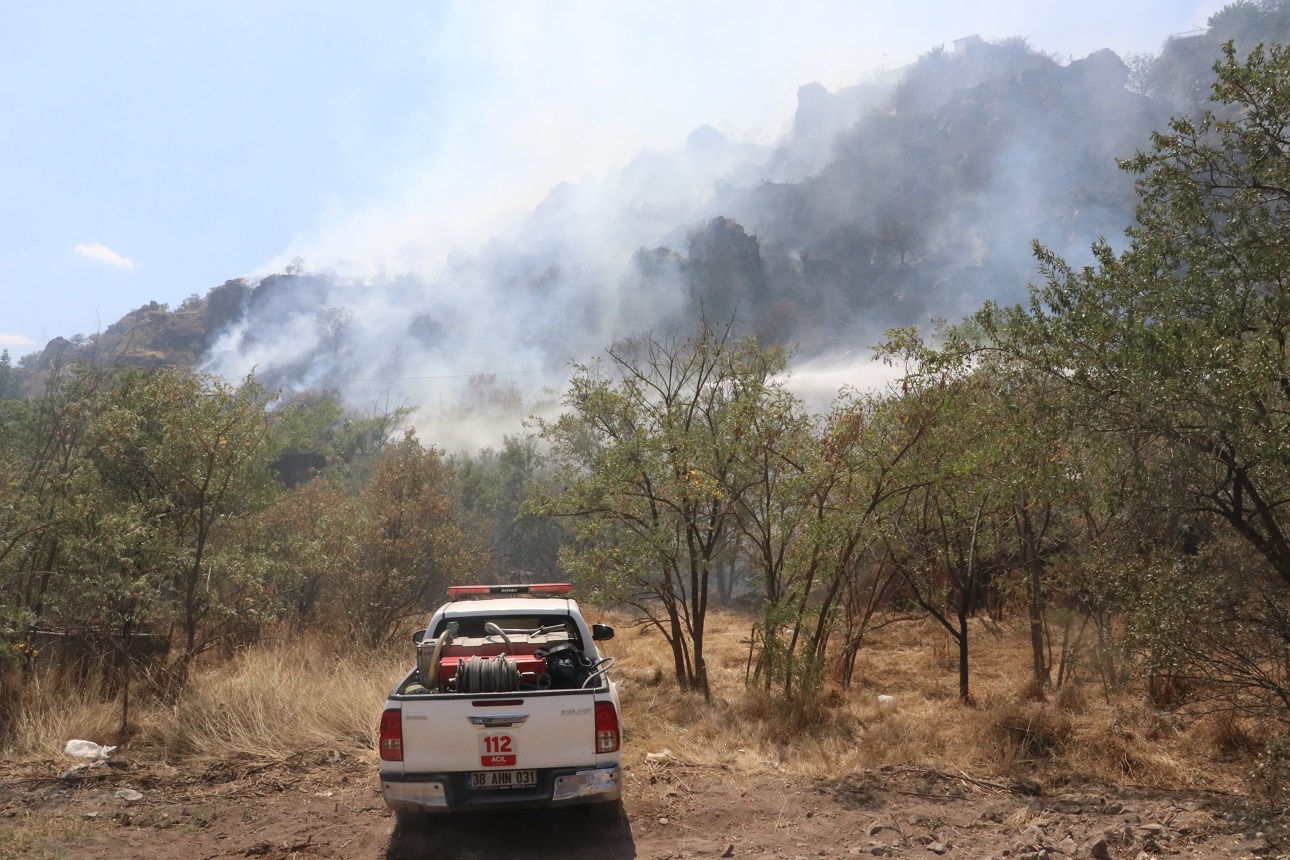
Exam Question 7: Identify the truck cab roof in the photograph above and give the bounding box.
[436,597,577,617]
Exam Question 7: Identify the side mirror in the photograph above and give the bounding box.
[591,623,615,641]
[412,629,426,645]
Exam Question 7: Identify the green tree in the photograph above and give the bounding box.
[740,384,933,699]
[0,350,22,400]
[267,390,415,488]
[976,41,1290,714]
[343,432,487,646]
[981,41,1290,588]
[452,435,569,579]
[90,368,278,670]
[876,341,1011,704]
[537,324,786,697]
[240,475,353,629]
[0,363,280,731]
[0,363,111,662]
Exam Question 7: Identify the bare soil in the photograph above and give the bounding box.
[2,756,1284,860]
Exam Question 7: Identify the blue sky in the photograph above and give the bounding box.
[0,0,1224,353]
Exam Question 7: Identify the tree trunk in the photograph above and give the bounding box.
[1028,562,1049,689]
[957,610,971,703]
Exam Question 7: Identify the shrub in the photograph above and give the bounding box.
[991,701,1073,762]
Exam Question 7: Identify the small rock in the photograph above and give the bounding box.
[926,842,948,855]
[1139,823,1164,835]
[1084,835,1112,860]
[1103,801,1125,815]
[83,811,99,820]
[114,788,143,802]
[658,817,669,825]
[722,844,735,858]
[1018,824,1047,850]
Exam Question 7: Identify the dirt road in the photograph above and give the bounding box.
[1,757,1281,859]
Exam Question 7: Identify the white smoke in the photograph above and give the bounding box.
[200,7,1228,451]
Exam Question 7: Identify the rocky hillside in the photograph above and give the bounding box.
[20,2,1290,399]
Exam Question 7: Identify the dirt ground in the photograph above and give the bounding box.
[2,755,1285,860]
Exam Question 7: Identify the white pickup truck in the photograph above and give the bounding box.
[378,583,622,819]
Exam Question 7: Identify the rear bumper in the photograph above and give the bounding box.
[380,764,621,813]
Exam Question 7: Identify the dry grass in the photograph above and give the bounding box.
[0,816,92,860]
[594,608,1252,792]
[1,632,407,769]
[155,635,406,765]
[0,607,1259,794]
[4,673,123,761]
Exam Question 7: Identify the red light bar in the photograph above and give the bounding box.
[447,583,573,598]
[446,585,492,596]
[529,583,574,596]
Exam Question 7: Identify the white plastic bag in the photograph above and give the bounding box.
[64,739,116,760]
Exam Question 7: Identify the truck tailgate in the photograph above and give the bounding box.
[397,690,600,773]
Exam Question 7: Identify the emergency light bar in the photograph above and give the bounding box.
[446,583,574,597]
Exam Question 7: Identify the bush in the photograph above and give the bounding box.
[992,701,1074,762]
[1251,734,1290,803]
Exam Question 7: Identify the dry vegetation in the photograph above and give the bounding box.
[595,610,1257,794]
[1,634,406,773]
[6,606,1253,799]
[5,605,1284,860]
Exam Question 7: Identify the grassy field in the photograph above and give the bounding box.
[0,608,1261,795]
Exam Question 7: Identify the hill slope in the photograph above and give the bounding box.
[21,5,1290,412]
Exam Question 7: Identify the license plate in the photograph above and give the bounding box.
[469,769,537,790]
[479,732,517,767]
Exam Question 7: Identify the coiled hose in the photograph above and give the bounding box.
[456,654,520,693]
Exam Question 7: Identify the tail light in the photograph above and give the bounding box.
[595,701,620,753]
[379,708,403,761]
